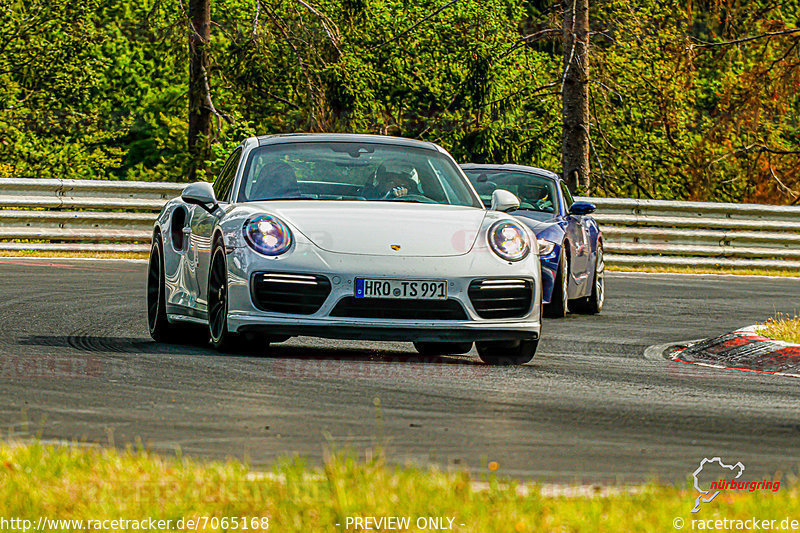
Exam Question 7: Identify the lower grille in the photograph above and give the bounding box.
[330,297,468,320]
[468,278,533,319]
[251,272,331,315]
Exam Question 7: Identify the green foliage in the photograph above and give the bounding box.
[0,0,797,202]
[0,0,186,181]
[591,0,800,201]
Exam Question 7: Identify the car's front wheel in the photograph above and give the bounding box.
[413,341,473,356]
[207,244,264,353]
[476,339,538,365]
[207,243,285,353]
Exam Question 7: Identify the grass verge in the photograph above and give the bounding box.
[608,265,800,277]
[761,314,800,344]
[0,250,798,278]
[0,442,796,532]
[0,250,148,260]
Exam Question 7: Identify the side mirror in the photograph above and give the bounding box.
[490,189,520,212]
[568,201,596,216]
[181,182,219,213]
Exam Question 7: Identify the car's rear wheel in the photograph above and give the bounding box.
[573,241,605,314]
[476,339,538,365]
[147,235,181,342]
[413,341,473,356]
[544,247,568,318]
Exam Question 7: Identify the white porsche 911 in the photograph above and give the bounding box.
[147,134,542,364]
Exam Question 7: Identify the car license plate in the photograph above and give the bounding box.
[355,278,447,300]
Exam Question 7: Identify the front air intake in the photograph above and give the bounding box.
[468,278,534,319]
[330,297,468,320]
[251,272,331,315]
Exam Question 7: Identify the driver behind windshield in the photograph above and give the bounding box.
[362,161,421,200]
[518,181,554,212]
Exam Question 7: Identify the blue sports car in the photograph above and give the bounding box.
[462,164,604,317]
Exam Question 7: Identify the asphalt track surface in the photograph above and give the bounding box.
[0,258,798,484]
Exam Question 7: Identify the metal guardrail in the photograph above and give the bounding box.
[582,197,800,270]
[0,179,184,253]
[0,178,798,270]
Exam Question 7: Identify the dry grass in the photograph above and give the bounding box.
[761,314,800,344]
[609,265,800,278]
[0,250,147,260]
[0,251,798,278]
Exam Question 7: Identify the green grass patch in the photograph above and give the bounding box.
[762,314,800,344]
[0,442,797,532]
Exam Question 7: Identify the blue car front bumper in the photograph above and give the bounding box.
[539,244,560,305]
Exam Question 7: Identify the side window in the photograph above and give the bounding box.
[560,181,575,211]
[213,147,242,202]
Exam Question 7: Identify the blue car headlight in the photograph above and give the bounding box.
[488,221,530,262]
[243,215,293,256]
[537,238,556,256]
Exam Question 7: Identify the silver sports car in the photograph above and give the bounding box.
[147,134,542,364]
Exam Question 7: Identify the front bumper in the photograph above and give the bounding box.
[224,241,542,343]
[232,318,539,342]
[539,245,560,305]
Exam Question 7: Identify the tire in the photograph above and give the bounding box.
[208,244,250,352]
[147,235,180,342]
[572,241,605,314]
[544,247,569,318]
[476,339,538,365]
[413,341,473,356]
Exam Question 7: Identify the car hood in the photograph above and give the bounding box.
[513,211,555,230]
[245,200,487,256]
[513,211,564,241]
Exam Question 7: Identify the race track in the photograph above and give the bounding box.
[1,258,798,483]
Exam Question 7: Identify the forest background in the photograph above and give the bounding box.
[0,0,798,203]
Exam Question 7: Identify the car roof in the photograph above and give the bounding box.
[460,163,561,182]
[251,133,444,152]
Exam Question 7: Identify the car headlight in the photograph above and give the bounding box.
[487,221,530,262]
[537,238,556,256]
[243,215,293,256]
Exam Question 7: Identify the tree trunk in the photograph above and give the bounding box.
[188,0,211,181]
[561,0,590,192]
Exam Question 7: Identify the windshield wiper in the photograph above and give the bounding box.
[248,196,310,202]
[382,198,433,204]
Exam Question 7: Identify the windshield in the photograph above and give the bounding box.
[463,169,559,214]
[236,142,481,207]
